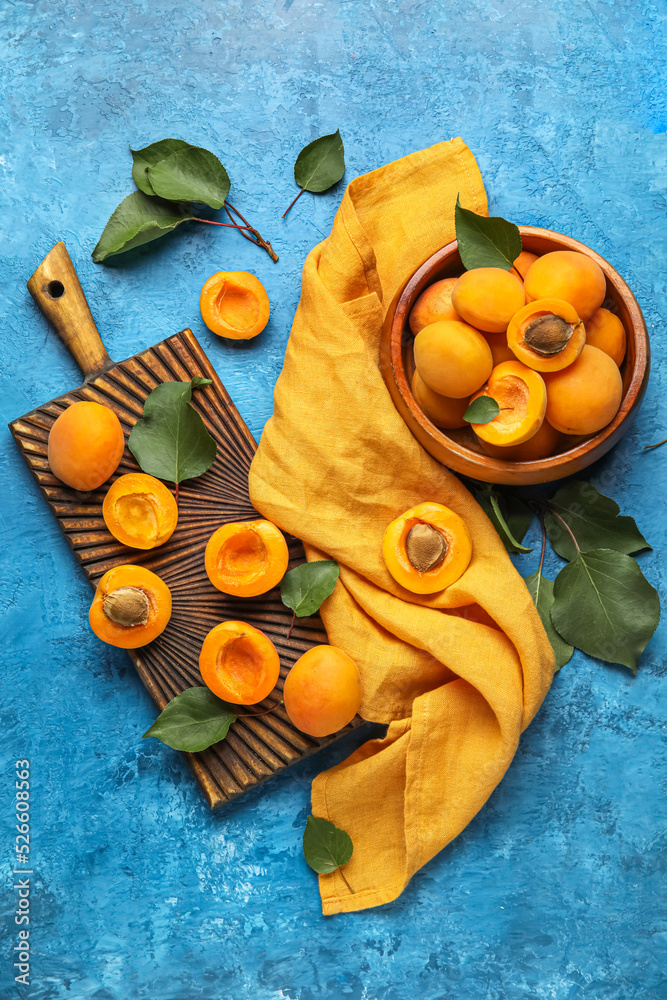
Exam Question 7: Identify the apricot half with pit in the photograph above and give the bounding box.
[507,298,585,372]
[524,251,606,322]
[383,501,472,594]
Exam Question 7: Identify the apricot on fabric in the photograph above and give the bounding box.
[383,501,472,595]
[409,277,461,334]
[544,345,623,435]
[205,519,289,597]
[200,271,270,340]
[413,320,493,398]
[524,251,606,321]
[469,360,547,448]
[103,473,177,549]
[283,645,362,737]
[199,620,280,705]
[507,298,586,372]
[411,370,468,429]
[89,565,172,649]
[451,267,525,333]
[48,400,124,491]
[585,307,627,367]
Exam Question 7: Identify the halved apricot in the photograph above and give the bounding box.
[544,345,622,435]
[413,320,493,398]
[48,400,124,492]
[283,645,361,737]
[103,473,177,549]
[469,360,547,448]
[200,271,270,340]
[451,267,525,333]
[507,298,585,372]
[409,277,461,334]
[382,501,472,595]
[411,371,468,429]
[585,307,626,367]
[479,417,564,461]
[205,519,289,597]
[199,621,280,705]
[89,565,172,649]
[524,251,606,321]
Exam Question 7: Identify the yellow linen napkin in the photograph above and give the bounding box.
[248,138,554,915]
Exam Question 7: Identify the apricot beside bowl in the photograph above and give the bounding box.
[380,227,650,485]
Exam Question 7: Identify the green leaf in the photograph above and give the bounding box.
[92,191,195,262]
[280,560,339,618]
[475,487,533,554]
[551,549,660,674]
[464,396,500,424]
[545,481,651,562]
[143,687,237,752]
[524,570,573,671]
[455,196,522,271]
[128,378,216,486]
[294,130,345,193]
[303,815,353,875]
[131,138,191,195]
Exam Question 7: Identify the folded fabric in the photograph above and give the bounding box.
[248,138,554,915]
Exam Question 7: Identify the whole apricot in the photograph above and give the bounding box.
[469,360,547,448]
[544,345,623,435]
[484,331,516,367]
[524,251,606,321]
[283,645,361,737]
[48,400,124,491]
[413,320,493,398]
[451,267,525,334]
[200,271,270,340]
[411,370,468,429]
[511,250,539,281]
[585,307,626,367]
[409,278,461,334]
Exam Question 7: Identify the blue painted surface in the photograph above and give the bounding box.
[1,1,666,997]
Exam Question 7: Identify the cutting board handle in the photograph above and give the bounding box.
[27,242,113,380]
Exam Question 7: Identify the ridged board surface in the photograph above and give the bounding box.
[8,328,363,809]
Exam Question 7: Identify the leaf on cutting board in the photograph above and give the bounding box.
[544,480,651,562]
[131,139,230,209]
[294,130,345,193]
[128,378,216,485]
[550,549,660,674]
[524,569,574,672]
[303,815,353,875]
[92,191,195,262]
[464,395,500,424]
[454,196,523,271]
[280,560,340,618]
[143,687,237,752]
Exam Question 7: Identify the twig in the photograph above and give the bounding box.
[643,437,667,452]
[282,187,306,218]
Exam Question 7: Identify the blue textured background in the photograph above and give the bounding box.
[1,1,666,998]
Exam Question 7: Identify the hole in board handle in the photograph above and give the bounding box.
[46,280,65,298]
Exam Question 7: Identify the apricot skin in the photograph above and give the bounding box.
[469,360,547,447]
[48,401,124,491]
[413,320,493,399]
[103,473,178,549]
[200,271,270,340]
[283,645,361,737]
[524,251,606,321]
[585,307,626,367]
[409,278,461,334]
[88,565,171,649]
[199,621,280,705]
[511,251,539,281]
[544,345,623,435]
[479,417,563,461]
[484,331,516,367]
[205,520,289,598]
[411,371,468,429]
[451,268,526,334]
[507,298,586,373]
[382,501,472,595]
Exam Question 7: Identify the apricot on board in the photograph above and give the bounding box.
[411,370,468,429]
[383,501,472,595]
[479,416,564,461]
[103,473,178,549]
[585,307,626,367]
[205,519,289,597]
[544,344,623,435]
[451,267,525,334]
[469,360,547,448]
[199,620,280,705]
[413,320,493,399]
[88,564,172,649]
[283,645,361,737]
[511,250,539,281]
[48,400,124,491]
[409,277,461,334]
[507,298,586,372]
[524,251,606,321]
[200,271,270,340]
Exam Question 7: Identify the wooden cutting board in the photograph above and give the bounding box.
[9,242,363,809]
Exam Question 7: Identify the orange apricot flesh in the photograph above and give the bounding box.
[48,400,124,491]
[200,271,270,340]
[283,645,361,737]
[507,298,586,372]
[88,565,172,649]
[524,251,606,321]
[479,416,564,461]
[544,345,623,435]
[469,360,547,447]
[103,473,178,549]
[205,519,289,597]
[199,621,280,705]
[411,370,468,429]
[585,307,626,367]
[383,501,472,595]
[413,320,493,398]
[409,277,461,334]
[451,267,525,334]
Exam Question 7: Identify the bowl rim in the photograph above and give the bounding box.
[383,226,650,485]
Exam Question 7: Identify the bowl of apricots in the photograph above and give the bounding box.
[381,228,649,484]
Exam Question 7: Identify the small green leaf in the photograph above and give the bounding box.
[474,487,533,554]
[464,396,500,424]
[303,815,353,875]
[131,138,191,195]
[131,139,230,208]
[281,560,339,618]
[92,191,195,262]
[294,130,345,193]
[524,570,573,672]
[551,549,660,674]
[143,687,237,752]
[545,481,651,561]
[455,196,522,271]
[128,378,216,486]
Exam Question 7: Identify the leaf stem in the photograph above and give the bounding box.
[174,481,179,506]
[282,187,306,218]
[286,610,296,640]
[338,866,355,894]
[643,437,667,452]
[545,504,580,554]
[538,511,546,576]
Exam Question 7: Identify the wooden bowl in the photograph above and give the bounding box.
[380,227,650,485]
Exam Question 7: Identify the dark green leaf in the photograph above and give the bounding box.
[524,570,573,671]
[92,191,195,262]
[143,686,237,752]
[464,396,500,424]
[128,378,216,486]
[294,130,345,193]
[455,196,522,271]
[551,549,660,674]
[502,493,533,545]
[303,815,353,874]
[281,560,339,617]
[131,138,191,195]
[475,487,533,554]
[545,481,651,561]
